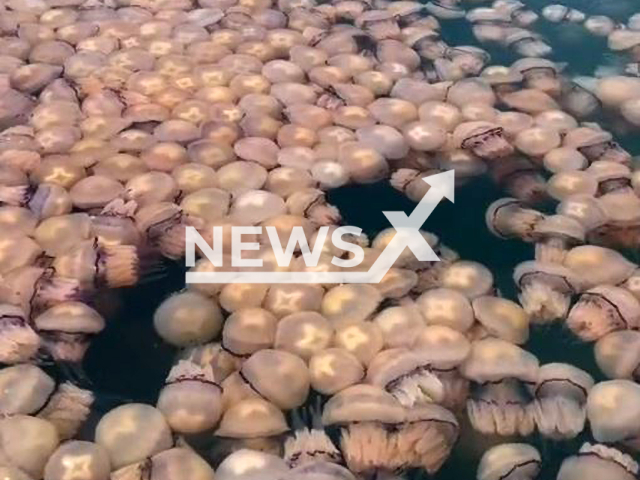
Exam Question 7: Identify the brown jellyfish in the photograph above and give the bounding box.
[0,304,40,363]
[511,57,562,96]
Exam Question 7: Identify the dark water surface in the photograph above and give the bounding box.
[71,1,640,478]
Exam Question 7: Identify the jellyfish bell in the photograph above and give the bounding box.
[424,1,465,20]
[530,214,585,263]
[584,15,616,37]
[453,121,514,160]
[564,127,631,164]
[477,443,541,480]
[557,443,638,480]
[94,404,173,470]
[511,57,562,97]
[595,330,640,380]
[461,337,539,436]
[366,348,445,407]
[321,384,405,474]
[34,301,105,363]
[567,285,640,342]
[156,360,223,434]
[541,4,585,23]
[532,363,593,440]
[503,29,552,58]
[214,398,289,457]
[471,296,529,345]
[586,380,640,450]
[0,415,60,479]
[608,29,640,61]
[215,449,288,480]
[543,147,588,173]
[480,66,524,95]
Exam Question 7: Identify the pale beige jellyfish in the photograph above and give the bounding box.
[366,348,444,407]
[563,127,631,164]
[416,288,475,332]
[274,311,333,361]
[412,325,472,411]
[453,121,514,160]
[215,398,289,457]
[557,443,638,480]
[153,291,223,347]
[461,338,539,436]
[0,416,60,479]
[477,443,541,480]
[321,284,382,328]
[511,57,562,96]
[215,449,288,480]
[471,296,530,345]
[309,347,365,395]
[52,239,140,291]
[0,304,40,364]
[532,363,594,439]
[485,198,544,241]
[567,286,640,342]
[94,404,173,470]
[134,202,192,259]
[156,360,223,434]
[595,330,640,380]
[110,448,215,480]
[513,260,582,323]
[394,402,459,474]
[34,301,105,363]
[530,214,585,263]
[262,284,324,319]
[587,380,640,450]
[321,384,406,474]
[221,308,278,357]
[438,261,494,299]
[373,304,426,350]
[43,441,111,480]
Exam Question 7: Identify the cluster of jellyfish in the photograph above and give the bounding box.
[2,0,640,478]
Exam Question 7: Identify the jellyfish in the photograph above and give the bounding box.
[461,338,539,436]
[587,380,640,450]
[110,448,216,480]
[437,261,494,299]
[34,381,94,441]
[0,416,60,479]
[321,384,405,475]
[567,286,640,342]
[222,308,278,358]
[134,202,196,259]
[530,215,586,263]
[471,296,530,345]
[0,304,40,363]
[488,156,548,205]
[94,404,173,471]
[33,301,104,367]
[274,311,333,361]
[285,461,358,480]
[373,304,426,349]
[321,284,382,328]
[563,127,631,165]
[485,198,545,241]
[504,29,552,58]
[153,291,223,347]
[415,288,475,332]
[543,147,588,173]
[43,441,111,480]
[333,322,383,366]
[563,245,635,290]
[532,363,593,439]
[215,449,288,480]
[477,443,541,480]
[223,349,310,411]
[215,398,289,458]
[557,443,638,480]
[156,360,223,434]
[412,325,472,411]
[595,330,640,380]
[0,182,71,220]
[514,126,561,157]
[284,400,341,469]
[366,348,445,407]
[453,121,514,160]
[511,58,563,97]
